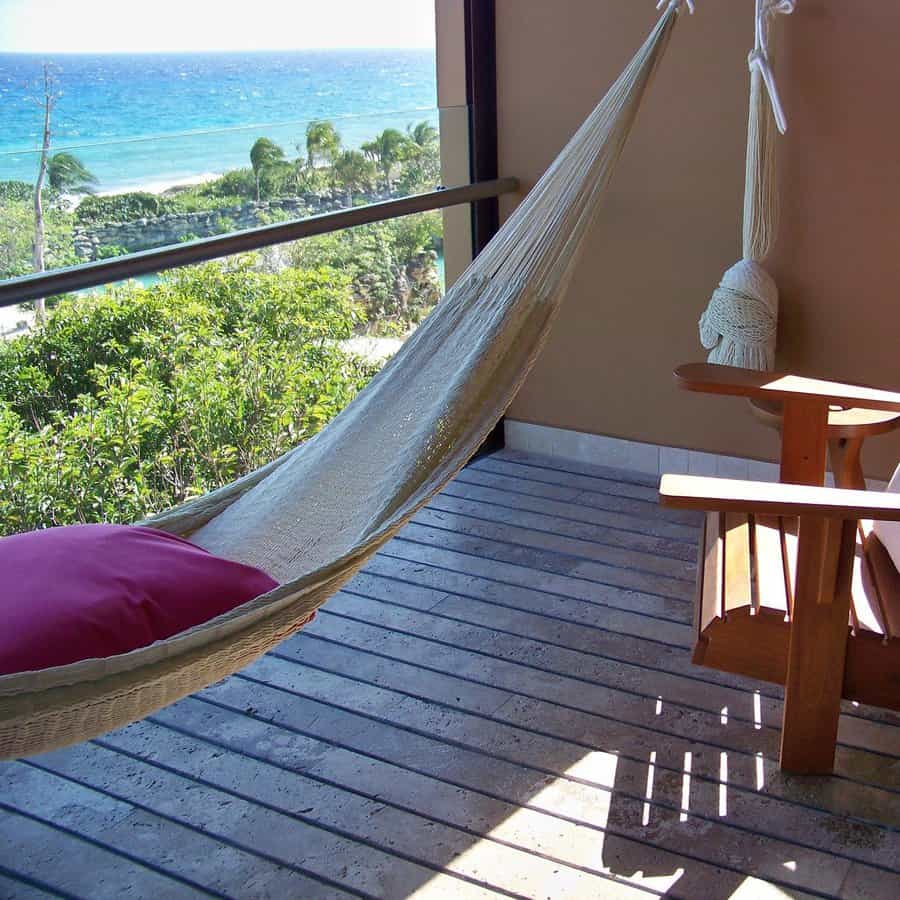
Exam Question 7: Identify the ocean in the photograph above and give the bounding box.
[0,49,438,193]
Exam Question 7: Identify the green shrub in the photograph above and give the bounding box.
[75,191,177,225]
[0,199,78,280]
[286,212,442,326]
[0,181,34,203]
[96,244,129,259]
[200,167,257,200]
[0,257,376,533]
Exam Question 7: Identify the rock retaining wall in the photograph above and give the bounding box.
[73,190,395,260]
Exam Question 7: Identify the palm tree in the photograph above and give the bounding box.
[305,120,342,170]
[250,137,286,202]
[407,120,438,149]
[361,128,410,191]
[332,149,375,205]
[47,152,98,195]
[399,120,441,192]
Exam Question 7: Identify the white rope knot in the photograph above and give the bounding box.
[656,0,695,15]
[699,259,778,370]
[751,0,796,134]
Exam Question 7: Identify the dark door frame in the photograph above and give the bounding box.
[464,0,505,455]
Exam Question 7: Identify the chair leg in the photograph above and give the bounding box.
[779,518,855,774]
[828,437,866,490]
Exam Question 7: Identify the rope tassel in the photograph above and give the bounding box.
[699,259,778,370]
[699,0,795,371]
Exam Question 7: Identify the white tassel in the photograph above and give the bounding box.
[698,0,795,371]
[700,260,778,370]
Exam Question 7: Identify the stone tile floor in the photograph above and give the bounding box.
[2,450,899,898]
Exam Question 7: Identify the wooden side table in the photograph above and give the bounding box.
[749,397,900,489]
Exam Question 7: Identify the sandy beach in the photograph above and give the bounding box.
[94,171,223,198]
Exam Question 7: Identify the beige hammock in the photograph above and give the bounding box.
[0,4,685,760]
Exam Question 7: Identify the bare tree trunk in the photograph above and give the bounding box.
[32,64,53,326]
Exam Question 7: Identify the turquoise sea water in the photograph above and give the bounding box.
[0,49,437,192]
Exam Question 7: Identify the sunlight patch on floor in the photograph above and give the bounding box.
[729,878,798,898]
[407,753,695,897]
[642,750,657,827]
[680,751,692,823]
[719,752,729,816]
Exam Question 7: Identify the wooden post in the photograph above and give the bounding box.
[780,517,856,773]
[779,397,828,486]
[778,396,852,773]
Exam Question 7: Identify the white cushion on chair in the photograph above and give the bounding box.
[873,462,900,573]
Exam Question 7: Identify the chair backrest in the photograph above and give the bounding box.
[872,462,900,574]
[868,461,900,636]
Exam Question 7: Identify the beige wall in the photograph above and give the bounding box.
[489,0,900,479]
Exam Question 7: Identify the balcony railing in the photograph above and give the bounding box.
[0,179,518,308]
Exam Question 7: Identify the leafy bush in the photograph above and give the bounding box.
[162,168,258,209]
[96,244,129,259]
[202,168,257,199]
[0,199,78,280]
[0,181,34,203]
[286,212,442,327]
[75,191,178,225]
[0,257,377,533]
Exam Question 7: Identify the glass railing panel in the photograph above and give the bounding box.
[2,41,443,277]
[1,104,443,278]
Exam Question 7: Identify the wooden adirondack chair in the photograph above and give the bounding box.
[659,363,900,774]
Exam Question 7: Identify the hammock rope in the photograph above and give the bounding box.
[699,0,795,371]
[0,3,687,760]
[657,0,695,14]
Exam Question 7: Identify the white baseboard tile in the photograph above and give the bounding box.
[503,420,889,491]
[504,420,781,482]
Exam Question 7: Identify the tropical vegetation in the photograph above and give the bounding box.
[0,259,377,533]
[0,118,444,533]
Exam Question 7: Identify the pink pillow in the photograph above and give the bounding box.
[0,524,278,676]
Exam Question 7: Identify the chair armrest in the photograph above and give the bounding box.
[659,474,900,521]
[675,363,900,413]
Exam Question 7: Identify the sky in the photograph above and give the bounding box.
[0,0,436,52]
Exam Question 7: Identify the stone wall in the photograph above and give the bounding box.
[73,189,394,260]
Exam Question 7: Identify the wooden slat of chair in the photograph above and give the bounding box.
[752,515,790,619]
[723,513,752,618]
[780,518,798,621]
[696,512,724,637]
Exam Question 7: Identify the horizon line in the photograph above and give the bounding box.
[0,45,435,56]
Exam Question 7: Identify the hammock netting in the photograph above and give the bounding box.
[0,7,682,759]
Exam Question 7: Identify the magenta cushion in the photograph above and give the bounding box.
[0,524,278,676]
